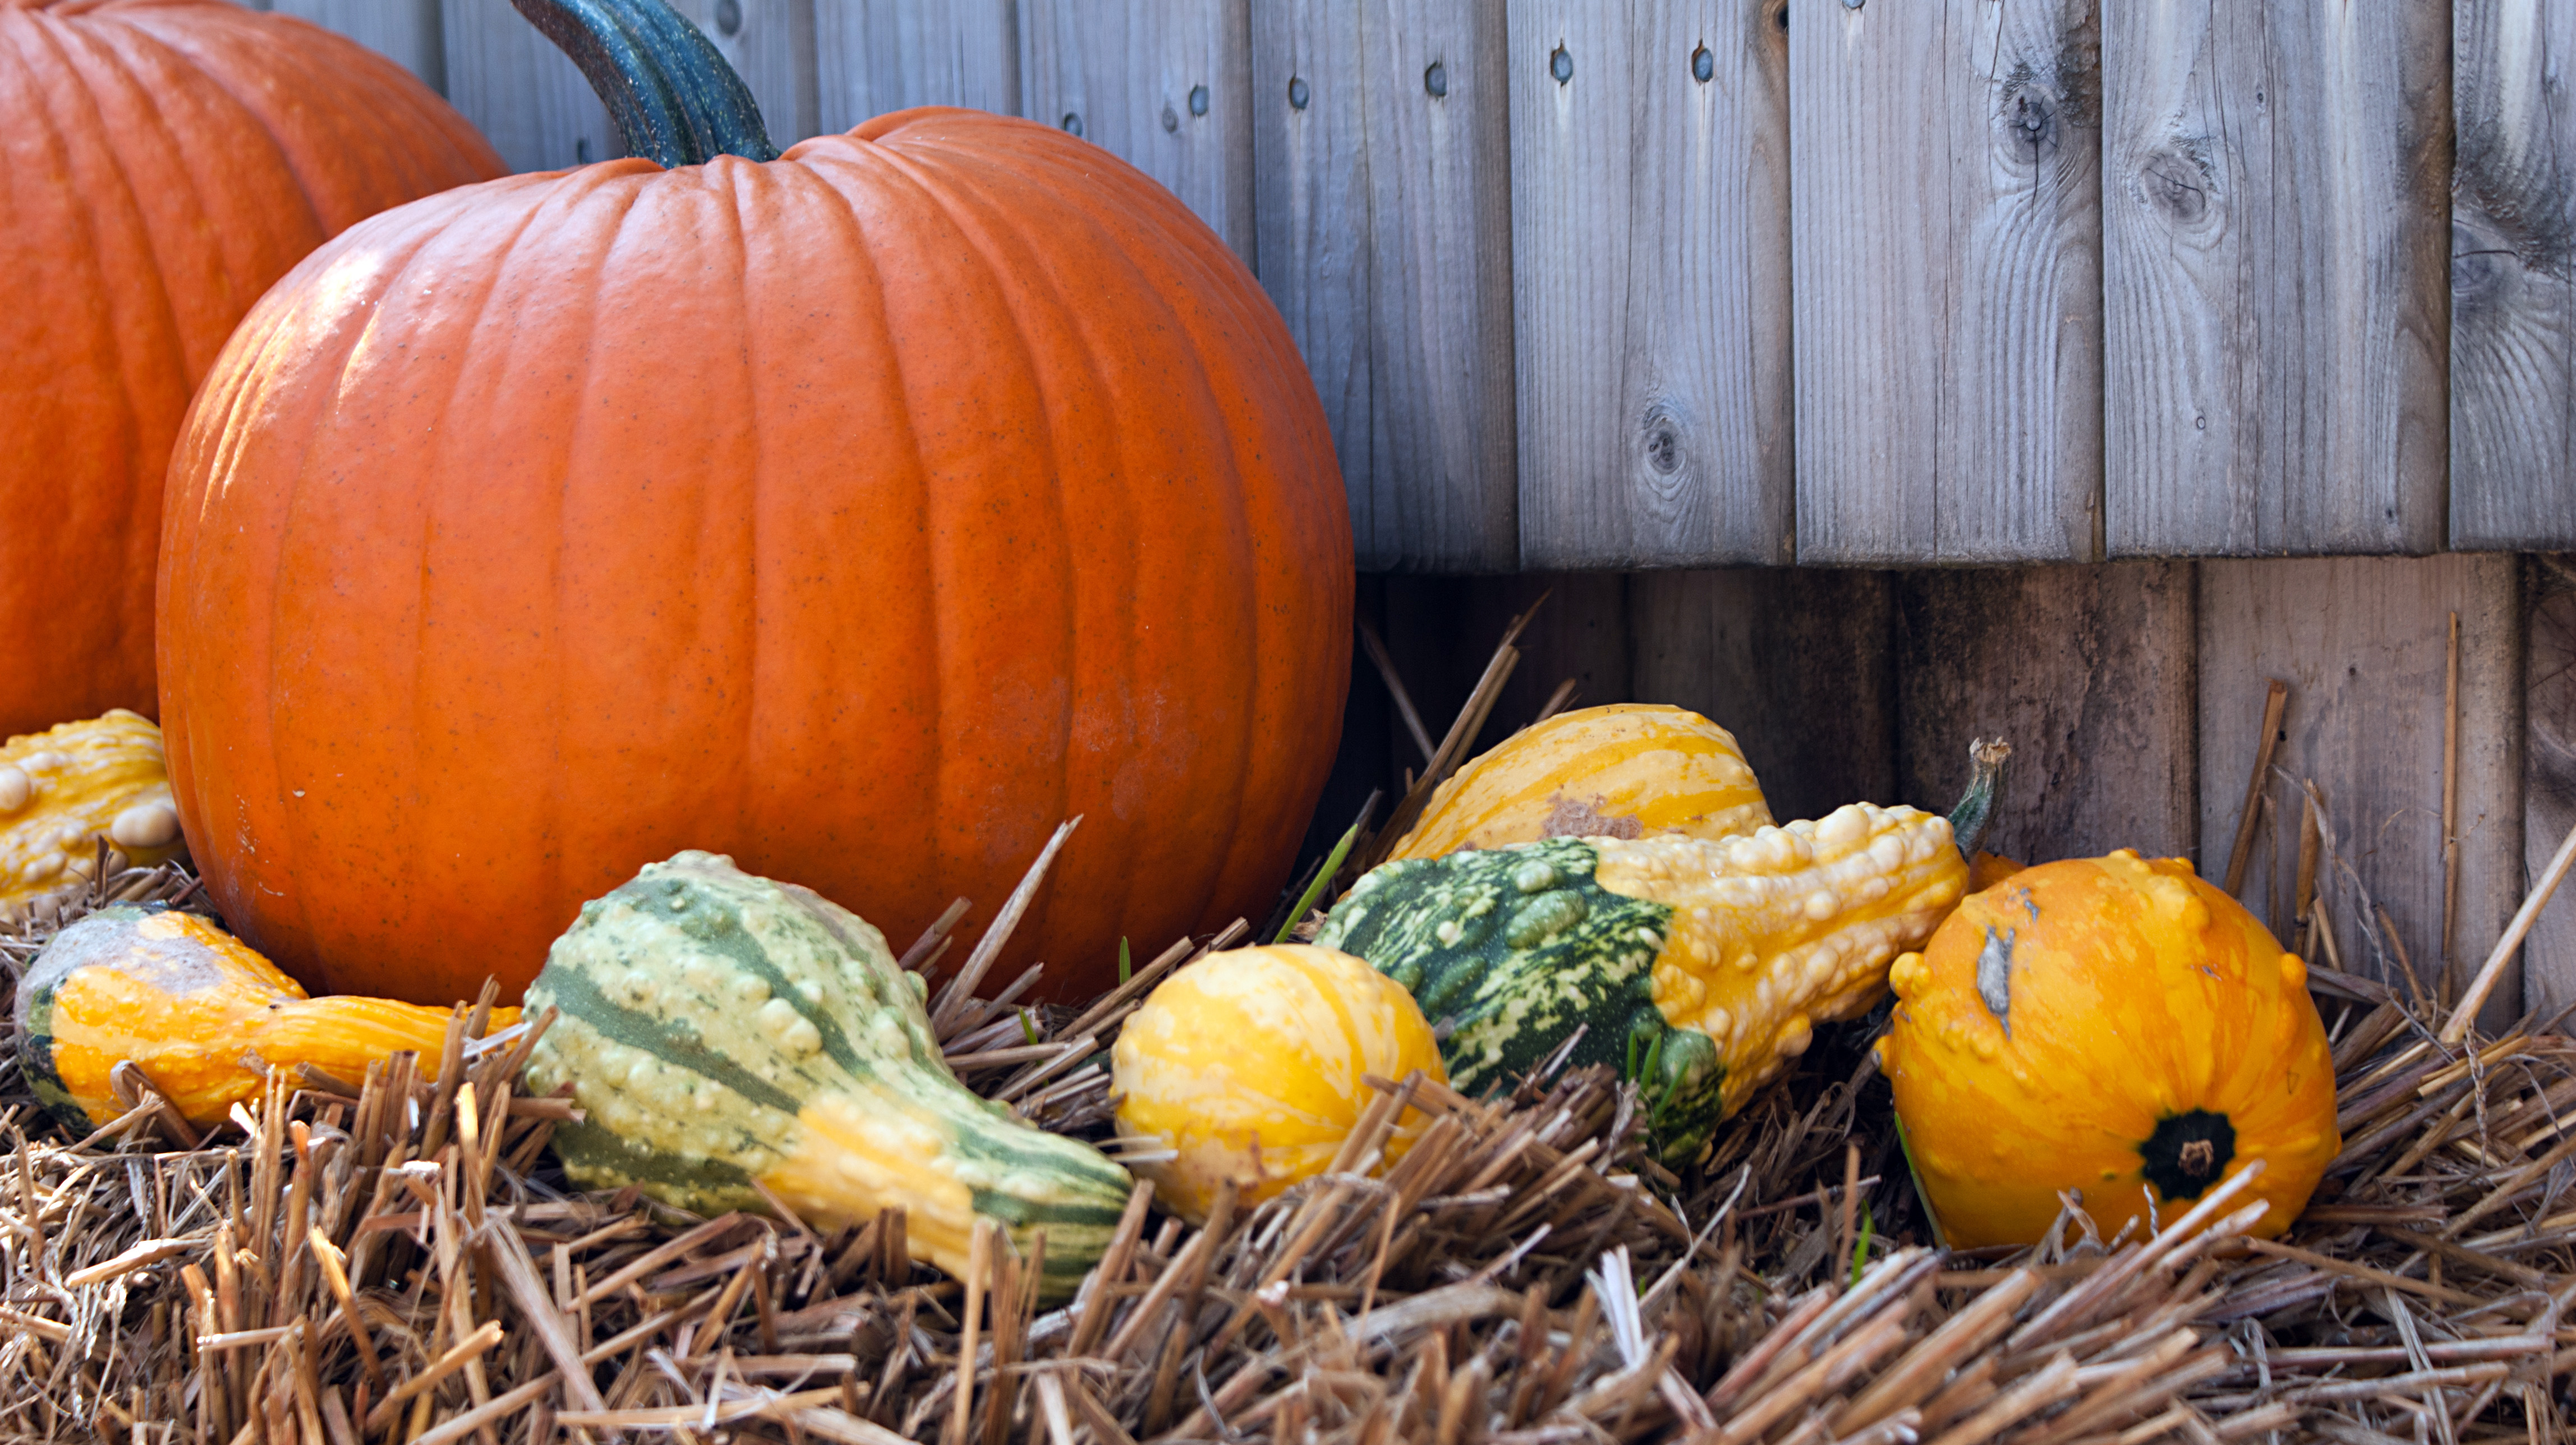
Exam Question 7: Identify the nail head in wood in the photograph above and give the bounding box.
[1550,46,1572,85]
[1425,62,1447,98]
[1692,45,1713,83]
[1189,84,1209,117]
[1288,76,1309,110]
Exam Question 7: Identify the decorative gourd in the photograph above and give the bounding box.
[522,852,1133,1300]
[1111,945,1445,1223]
[157,0,1349,1008]
[1876,852,2339,1248]
[1318,804,1968,1166]
[17,905,519,1132]
[1387,705,1772,862]
[3,0,502,738]
[1,711,187,911]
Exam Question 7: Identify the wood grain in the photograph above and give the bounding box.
[2102,1,2450,555]
[666,0,821,144]
[2521,558,2576,1018]
[2197,558,2522,1026]
[1252,0,1517,572]
[1894,563,2197,868]
[1791,0,2103,564]
[443,0,620,172]
[1510,0,1793,568]
[1021,1,1257,263]
[2453,1,2576,550]
[813,0,1019,131]
[1629,569,1897,827]
[270,0,446,91]
[1379,574,1633,758]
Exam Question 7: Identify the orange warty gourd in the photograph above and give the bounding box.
[1878,852,2339,1248]
[157,0,1350,1006]
[1,0,502,737]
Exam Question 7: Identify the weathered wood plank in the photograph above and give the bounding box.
[1629,569,1897,827]
[1021,1,1257,262]
[1252,0,1517,572]
[813,0,1019,131]
[2522,558,2576,1018]
[270,0,445,91]
[1894,563,2197,869]
[1791,0,2103,565]
[1511,0,1793,568]
[1379,574,1634,760]
[443,0,621,172]
[665,0,821,144]
[2197,558,2521,1027]
[2102,2,2450,555]
[2453,1,2576,550]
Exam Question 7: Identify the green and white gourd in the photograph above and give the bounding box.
[523,851,1130,1299]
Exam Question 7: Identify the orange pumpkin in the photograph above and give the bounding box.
[1,0,502,738]
[157,1,1350,1006]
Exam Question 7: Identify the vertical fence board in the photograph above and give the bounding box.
[665,0,821,144]
[813,0,1019,130]
[2526,559,2576,1016]
[443,0,620,172]
[1790,0,2102,565]
[1253,0,1517,572]
[1629,570,1896,826]
[1510,0,1793,569]
[270,0,445,91]
[1896,563,2197,869]
[1022,1,1257,261]
[2198,558,2521,1024]
[2104,3,2450,555]
[2454,1,2576,550]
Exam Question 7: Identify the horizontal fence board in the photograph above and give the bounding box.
[2453,0,2576,550]
[1791,0,2103,565]
[1896,562,2196,868]
[1252,0,1518,573]
[270,0,445,92]
[813,0,1019,131]
[666,0,822,145]
[2104,1,2450,555]
[1511,0,1793,569]
[1022,0,1257,263]
[443,0,620,172]
[1629,569,1896,827]
[2197,556,2522,1027]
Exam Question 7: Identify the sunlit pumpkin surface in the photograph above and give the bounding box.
[1112,945,1444,1223]
[1878,852,2339,1248]
[1388,704,1774,862]
[0,0,502,737]
[20,906,514,1130]
[158,108,1350,1006]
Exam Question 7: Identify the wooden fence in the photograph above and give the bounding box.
[237,0,2576,1013]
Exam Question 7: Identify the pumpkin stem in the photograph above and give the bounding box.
[1947,737,2012,862]
[508,0,779,167]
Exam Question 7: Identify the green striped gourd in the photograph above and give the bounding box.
[1315,803,1970,1166]
[522,851,1131,1300]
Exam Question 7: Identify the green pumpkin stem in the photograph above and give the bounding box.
[1948,737,2011,863]
[509,0,779,167]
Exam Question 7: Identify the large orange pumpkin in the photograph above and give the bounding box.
[2,0,503,737]
[157,0,1352,1006]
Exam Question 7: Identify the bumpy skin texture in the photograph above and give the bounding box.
[1387,705,1772,862]
[1319,804,1965,1163]
[0,0,501,737]
[523,852,1133,1301]
[159,106,1351,1007]
[0,710,185,909]
[1111,945,1445,1223]
[1878,852,2340,1248]
[16,905,516,1131]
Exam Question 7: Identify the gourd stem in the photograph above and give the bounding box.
[1948,738,2012,862]
[508,0,779,167]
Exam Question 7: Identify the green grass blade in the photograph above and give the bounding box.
[1272,817,1364,945]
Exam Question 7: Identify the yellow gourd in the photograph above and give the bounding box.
[17,905,519,1131]
[1387,704,1771,861]
[0,710,185,909]
[1111,945,1445,1223]
[1878,852,2339,1247]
